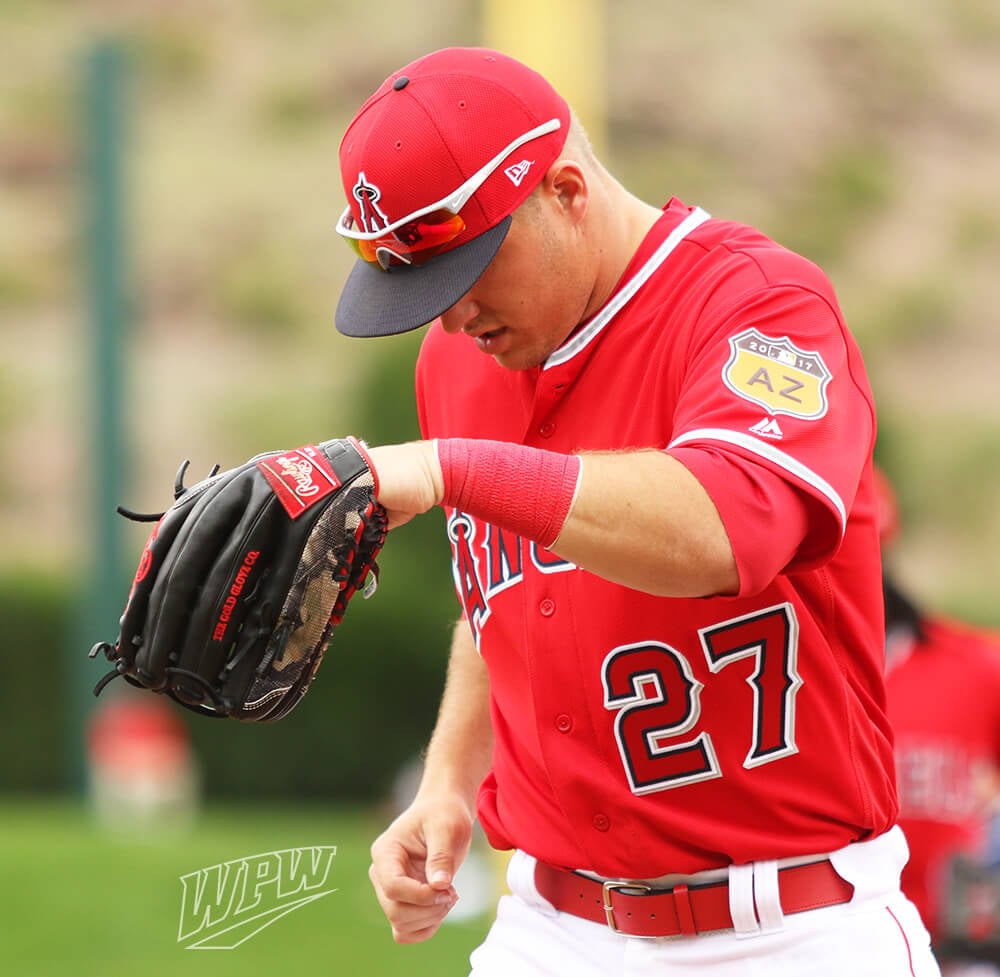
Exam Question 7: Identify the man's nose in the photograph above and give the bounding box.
[439,297,479,334]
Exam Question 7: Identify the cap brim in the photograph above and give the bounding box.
[334,217,511,338]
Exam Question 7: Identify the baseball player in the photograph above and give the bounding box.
[879,470,1000,976]
[334,47,941,975]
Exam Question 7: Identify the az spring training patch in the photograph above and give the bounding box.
[723,328,832,419]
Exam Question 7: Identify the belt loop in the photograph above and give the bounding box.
[521,851,560,918]
[728,863,760,937]
[672,884,697,936]
[753,860,784,933]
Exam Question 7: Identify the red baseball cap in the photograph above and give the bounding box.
[335,47,571,338]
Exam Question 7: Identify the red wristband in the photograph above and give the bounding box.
[436,439,582,548]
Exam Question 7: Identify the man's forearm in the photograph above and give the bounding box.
[552,449,738,597]
[417,621,493,810]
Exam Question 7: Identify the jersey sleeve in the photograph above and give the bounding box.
[665,272,876,596]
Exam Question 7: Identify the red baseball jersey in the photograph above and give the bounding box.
[885,616,1000,937]
[415,197,896,878]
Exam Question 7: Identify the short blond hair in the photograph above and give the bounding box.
[563,110,596,164]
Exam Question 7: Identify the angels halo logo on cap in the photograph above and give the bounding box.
[334,47,571,338]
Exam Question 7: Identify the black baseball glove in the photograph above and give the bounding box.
[89,438,387,722]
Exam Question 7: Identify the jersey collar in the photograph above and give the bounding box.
[542,205,711,372]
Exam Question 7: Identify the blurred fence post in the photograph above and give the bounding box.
[482,0,607,154]
[74,37,132,793]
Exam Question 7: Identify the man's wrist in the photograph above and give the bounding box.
[424,439,445,507]
[435,438,582,548]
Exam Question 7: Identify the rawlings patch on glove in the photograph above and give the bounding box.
[89,437,387,722]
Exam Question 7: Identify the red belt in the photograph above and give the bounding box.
[534,858,854,938]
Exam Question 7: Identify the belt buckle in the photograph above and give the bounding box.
[602,880,653,933]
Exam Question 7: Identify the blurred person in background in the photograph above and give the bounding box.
[880,467,1000,976]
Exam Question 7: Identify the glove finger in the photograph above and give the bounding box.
[116,499,196,676]
[136,465,255,685]
[180,477,291,702]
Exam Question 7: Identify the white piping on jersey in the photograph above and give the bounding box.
[669,428,848,534]
[543,206,712,371]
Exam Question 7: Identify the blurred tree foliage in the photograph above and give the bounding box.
[0,570,74,793]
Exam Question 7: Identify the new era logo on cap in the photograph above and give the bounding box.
[504,160,534,187]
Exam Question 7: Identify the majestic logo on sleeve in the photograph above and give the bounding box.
[723,329,832,419]
[351,173,390,233]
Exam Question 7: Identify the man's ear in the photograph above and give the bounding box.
[544,160,588,223]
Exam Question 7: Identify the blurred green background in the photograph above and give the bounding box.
[2,0,1000,973]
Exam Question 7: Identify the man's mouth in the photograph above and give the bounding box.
[471,326,505,352]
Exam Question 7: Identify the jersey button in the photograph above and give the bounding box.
[539,598,556,617]
[555,713,573,733]
[538,421,555,438]
[592,813,611,832]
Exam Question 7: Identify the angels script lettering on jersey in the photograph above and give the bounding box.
[448,510,575,648]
